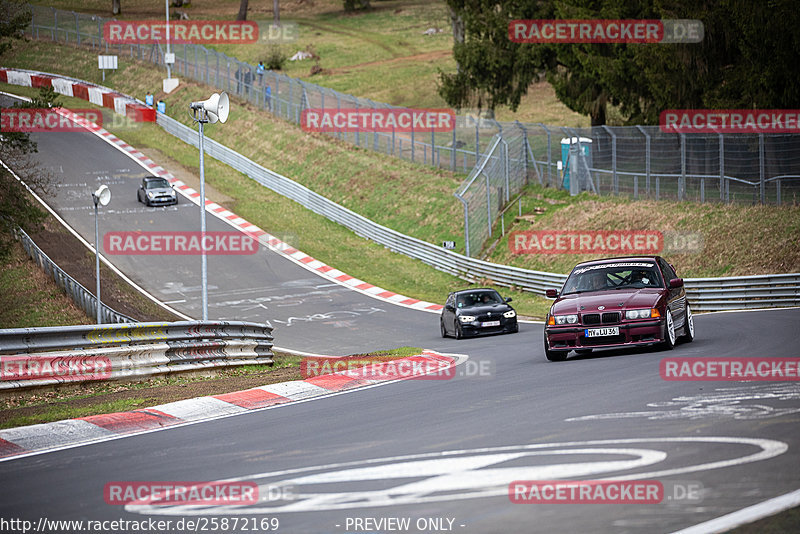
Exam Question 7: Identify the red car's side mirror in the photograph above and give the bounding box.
[669,278,684,288]
[546,289,559,298]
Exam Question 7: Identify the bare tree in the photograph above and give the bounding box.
[0,88,57,257]
[273,0,280,27]
[236,0,248,21]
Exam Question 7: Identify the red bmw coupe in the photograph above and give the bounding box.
[543,256,695,361]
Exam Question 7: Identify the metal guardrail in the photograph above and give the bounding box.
[0,321,274,390]
[156,114,800,311]
[15,227,135,324]
[683,273,800,311]
[6,68,797,313]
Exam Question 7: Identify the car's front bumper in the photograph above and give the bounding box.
[460,317,518,336]
[545,319,664,350]
[147,195,178,205]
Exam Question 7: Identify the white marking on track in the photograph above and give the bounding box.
[125,436,787,515]
[566,383,800,422]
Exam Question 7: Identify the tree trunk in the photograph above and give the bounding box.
[112,0,121,16]
[449,7,464,44]
[236,0,248,21]
[590,94,607,126]
[449,7,464,73]
[590,106,606,127]
[273,0,280,26]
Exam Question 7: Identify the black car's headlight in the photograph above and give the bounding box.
[458,315,476,323]
[503,310,516,318]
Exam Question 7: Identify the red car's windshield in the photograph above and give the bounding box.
[562,261,663,294]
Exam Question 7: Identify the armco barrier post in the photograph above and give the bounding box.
[680,133,686,201]
[759,133,765,204]
[636,126,651,197]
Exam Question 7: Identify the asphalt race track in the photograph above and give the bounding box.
[1,95,799,533]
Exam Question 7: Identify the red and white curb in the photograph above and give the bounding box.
[0,350,464,460]
[2,68,444,314]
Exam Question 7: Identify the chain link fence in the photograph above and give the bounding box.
[24,6,800,258]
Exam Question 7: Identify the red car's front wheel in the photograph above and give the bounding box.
[662,311,676,350]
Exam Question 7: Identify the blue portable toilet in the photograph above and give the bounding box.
[560,137,592,192]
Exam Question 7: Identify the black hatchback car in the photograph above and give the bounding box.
[137,176,178,206]
[441,288,518,339]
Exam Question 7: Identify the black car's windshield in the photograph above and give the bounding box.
[457,291,503,308]
[145,178,170,189]
[561,262,663,294]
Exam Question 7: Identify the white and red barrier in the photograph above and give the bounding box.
[0,68,155,123]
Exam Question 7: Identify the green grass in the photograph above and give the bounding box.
[0,241,91,328]
[2,34,798,324]
[1,41,557,319]
[730,505,800,533]
[26,0,589,126]
[1,398,148,429]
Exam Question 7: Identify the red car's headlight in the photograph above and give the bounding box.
[625,308,661,319]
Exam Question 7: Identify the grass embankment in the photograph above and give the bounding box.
[4,37,799,320]
[0,241,90,328]
[484,184,800,277]
[2,40,558,319]
[27,0,589,125]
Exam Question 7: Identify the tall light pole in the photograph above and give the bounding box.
[92,184,111,324]
[165,0,171,81]
[189,92,230,320]
[163,0,178,93]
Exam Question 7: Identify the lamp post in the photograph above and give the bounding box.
[165,0,171,81]
[92,184,111,324]
[189,92,229,320]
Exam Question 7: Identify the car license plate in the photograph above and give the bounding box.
[481,320,501,327]
[585,327,619,337]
